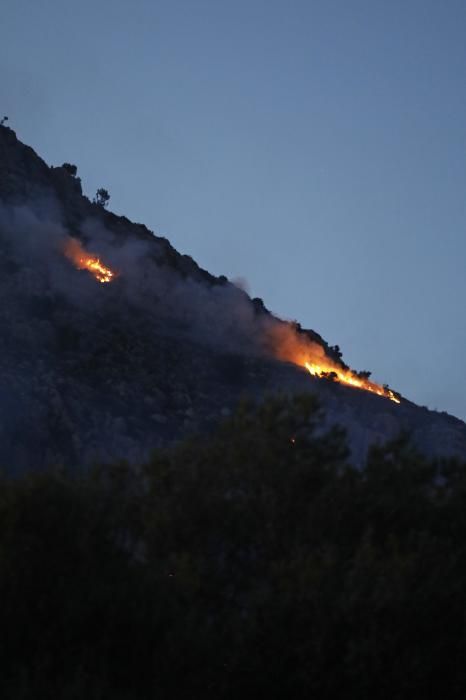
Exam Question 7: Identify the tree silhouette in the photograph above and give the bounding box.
[1,396,466,698]
[93,187,110,207]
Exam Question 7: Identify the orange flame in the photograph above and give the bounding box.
[270,324,400,404]
[62,237,115,284]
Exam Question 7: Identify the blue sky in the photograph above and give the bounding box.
[2,0,466,418]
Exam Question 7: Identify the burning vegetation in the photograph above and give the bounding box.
[61,237,398,403]
[270,323,401,403]
[62,237,116,284]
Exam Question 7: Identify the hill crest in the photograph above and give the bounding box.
[0,124,465,470]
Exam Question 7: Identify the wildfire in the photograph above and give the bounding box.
[62,237,115,284]
[270,325,401,404]
[303,361,400,403]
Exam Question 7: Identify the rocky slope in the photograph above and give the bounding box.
[1,124,465,471]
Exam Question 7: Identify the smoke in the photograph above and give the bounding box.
[0,195,342,371]
[264,321,334,370]
[0,198,274,355]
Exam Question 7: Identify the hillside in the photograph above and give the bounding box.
[0,124,465,470]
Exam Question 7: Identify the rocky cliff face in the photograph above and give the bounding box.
[1,124,465,471]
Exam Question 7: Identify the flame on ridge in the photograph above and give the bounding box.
[62,237,116,284]
[303,361,400,403]
[269,324,400,404]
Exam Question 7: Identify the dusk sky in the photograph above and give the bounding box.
[2,0,466,419]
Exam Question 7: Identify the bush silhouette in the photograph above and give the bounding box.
[61,162,77,176]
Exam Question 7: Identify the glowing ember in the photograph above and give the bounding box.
[62,237,115,284]
[270,325,401,404]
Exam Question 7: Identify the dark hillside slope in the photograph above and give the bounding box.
[0,124,465,470]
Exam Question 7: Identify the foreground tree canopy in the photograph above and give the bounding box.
[1,395,466,699]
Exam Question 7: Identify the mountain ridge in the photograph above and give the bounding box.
[1,124,465,470]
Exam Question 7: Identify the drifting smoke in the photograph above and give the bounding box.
[0,200,264,352]
[57,226,401,402]
[0,198,400,424]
